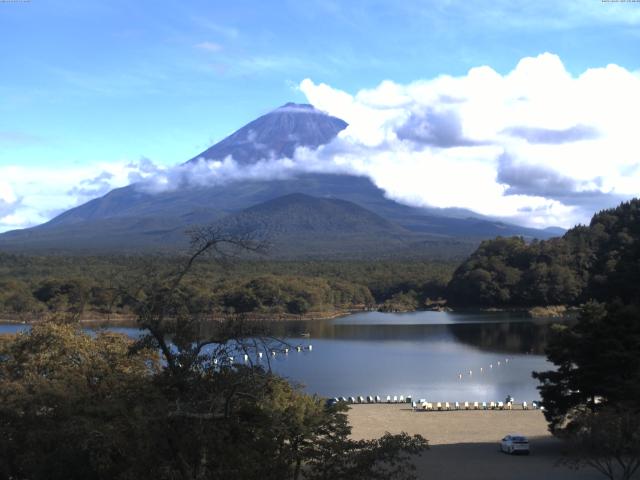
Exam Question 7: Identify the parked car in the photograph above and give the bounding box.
[325,398,339,408]
[500,434,530,454]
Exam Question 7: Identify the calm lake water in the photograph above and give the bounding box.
[0,310,557,403]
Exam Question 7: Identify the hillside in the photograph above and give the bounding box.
[225,193,404,235]
[446,199,640,307]
[221,193,479,259]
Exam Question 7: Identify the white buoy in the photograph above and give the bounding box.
[308,344,313,351]
[497,361,501,366]
[258,352,263,359]
[458,373,463,380]
[213,358,218,365]
[490,363,493,368]
[243,354,249,362]
[505,358,509,363]
[271,351,276,356]
[228,356,234,363]
[469,370,472,376]
[296,345,302,352]
[480,367,483,373]
[284,348,289,354]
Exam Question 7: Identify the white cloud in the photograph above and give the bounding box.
[0,160,159,233]
[0,180,17,205]
[297,53,640,227]
[2,53,639,232]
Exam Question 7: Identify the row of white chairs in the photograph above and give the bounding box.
[413,400,541,411]
[334,397,543,411]
[335,395,412,404]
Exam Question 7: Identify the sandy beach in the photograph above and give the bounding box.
[348,404,606,479]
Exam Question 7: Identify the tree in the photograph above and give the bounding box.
[287,296,310,315]
[562,407,640,480]
[533,301,640,480]
[122,226,428,479]
[0,322,161,480]
[1,226,428,479]
[533,302,640,432]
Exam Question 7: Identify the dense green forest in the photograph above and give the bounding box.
[3,199,639,320]
[0,255,454,320]
[447,199,640,307]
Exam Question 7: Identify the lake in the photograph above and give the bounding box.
[0,310,557,403]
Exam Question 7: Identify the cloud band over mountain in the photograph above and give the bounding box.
[1,53,639,232]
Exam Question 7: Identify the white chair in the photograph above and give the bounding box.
[455,401,460,410]
[522,401,528,410]
[473,402,479,410]
[464,401,470,410]
[482,401,487,410]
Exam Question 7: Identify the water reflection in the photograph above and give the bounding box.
[0,311,562,402]
[268,311,559,401]
[265,311,557,356]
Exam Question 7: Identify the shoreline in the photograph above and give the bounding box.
[0,304,576,326]
[0,308,361,326]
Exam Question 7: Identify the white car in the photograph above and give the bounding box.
[500,434,530,455]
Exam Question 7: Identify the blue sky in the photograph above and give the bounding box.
[1,0,640,230]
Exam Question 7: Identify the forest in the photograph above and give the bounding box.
[447,199,640,308]
[0,255,454,321]
[2,200,640,322]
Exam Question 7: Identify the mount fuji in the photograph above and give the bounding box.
[0,103,562,257]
